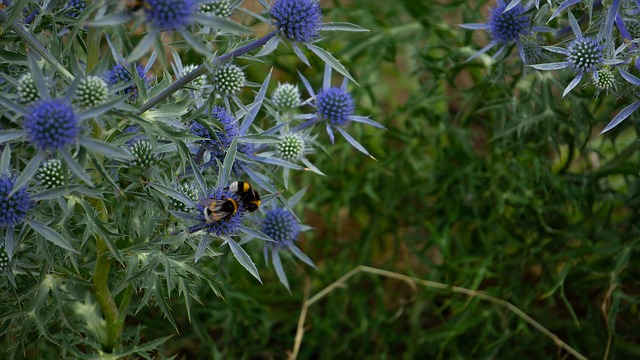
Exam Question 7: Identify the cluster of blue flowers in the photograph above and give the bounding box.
[460,0,640,133]
[0,0,378,295]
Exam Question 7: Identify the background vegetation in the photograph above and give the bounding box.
[139,0,640,358]
[3,0,640,358]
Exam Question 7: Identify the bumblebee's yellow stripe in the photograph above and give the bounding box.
[229,198,238,214]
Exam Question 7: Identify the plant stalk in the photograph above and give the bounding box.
[136,31,277,114]
[92,221,122,352]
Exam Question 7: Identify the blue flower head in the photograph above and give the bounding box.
[211,105,238,148]
[190,121,210,141]
[270,0,322,43]
[261,207,300,250]
[24,8,38,24]
[316,87,355,127]
[520,36,544,64]
[488,1,529,43]
[459,1,533,62]
[145,0,197,31]
[196,187,245,237]
[0,174,32,228]
[566,37,603,73]
[190,106,238,151]
[293,65,385,158]
[529,11,614,98]
[67,0,86,17]
[104,63,149,98]
[25,99,80,151]
[234,142,257,175]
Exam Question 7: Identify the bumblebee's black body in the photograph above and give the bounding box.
[227,181,261,212]
[199,181,260,224]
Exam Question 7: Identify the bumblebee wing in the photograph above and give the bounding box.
[198,198,215,208]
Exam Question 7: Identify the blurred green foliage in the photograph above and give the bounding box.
[145,0,640,358]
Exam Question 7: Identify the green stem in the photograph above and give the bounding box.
[86,22,121,349]
[91,199,121,352]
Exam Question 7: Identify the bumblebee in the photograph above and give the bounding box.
[227,181,261,212]
[200,198,238,224]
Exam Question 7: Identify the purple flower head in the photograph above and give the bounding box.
[25,99,80,151]
[488,1,529,43]
[145,0,197,31]
[104,63,149,98]
[0,174,32,228]
[316,87,355,127]
[196,187,245,237]
[261,207,300,250]
[270,0,322,43]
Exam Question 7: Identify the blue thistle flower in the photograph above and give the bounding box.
[270,0,322,43]
[67,0,86,17]
[293,65,385,158]
[145,0,197,31]
[530,12,618,98]
[487,1,529,43]
[459,0,532,62]
[316,87,355,127]
[566,37,603,73]
[261,207,300,250]
[104,63,149,98]
[189,121,211,141]
[196,187,245,237]
[625,18,640,39]
[211,105,238,148]
[233,142,257,176]
[24,8,38,24]
[261,200,316,292]
[24,99,80,151]
[520,36,544,64]
[190,106,238,151]
[0,174,32,228]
